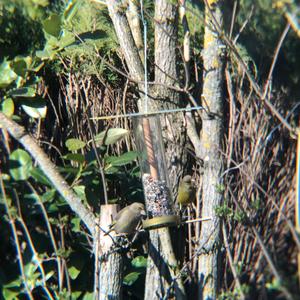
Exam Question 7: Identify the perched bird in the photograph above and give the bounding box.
[176,175,196,207]
[107,202,146,235]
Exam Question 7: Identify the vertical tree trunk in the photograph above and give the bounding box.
[197,1,225,299]
[106,1,187,299]
[97,205,123,300]
[143,1,187,299]
[152,0,186,193]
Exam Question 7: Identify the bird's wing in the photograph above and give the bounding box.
[114,206,128,221]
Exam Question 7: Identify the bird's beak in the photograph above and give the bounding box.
[141,209,147,218]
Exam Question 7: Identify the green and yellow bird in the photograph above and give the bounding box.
[107,202,146,235]
[176,175,196,207]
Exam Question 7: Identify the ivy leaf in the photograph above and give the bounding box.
[9,149,33,181]
[65,138,86,151]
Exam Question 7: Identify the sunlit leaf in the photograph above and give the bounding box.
[0,98,14,117]
[123,272,140,286]
[68,252,86,279]
[93,128,129,146]
[131,256,147,268]
[41,190,56,203]
[42,14,62,38]
[0,60,17,88]
[2,288,19,300]
[68,265,81,280]
[71,217,81,232]
[9,149,33,181]
[36,48,59,60]
[73,185,86,200]
[21,98,47,118]
[82,293,94,300]
[65,138,86,151]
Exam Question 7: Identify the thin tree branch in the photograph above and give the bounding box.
[203,0,295,135]
[0,112,96,235]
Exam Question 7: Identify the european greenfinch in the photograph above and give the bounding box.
[107,202,146,235]
[176,175,196,206]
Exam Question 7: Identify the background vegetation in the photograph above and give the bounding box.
[0,0,299,299]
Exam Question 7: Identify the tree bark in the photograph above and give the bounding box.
[126,0,144,64]
[197,1,225,299]
[106,1,187,299]
[152,0,186,193]
[96,205,123,300]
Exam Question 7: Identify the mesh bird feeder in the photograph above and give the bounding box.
[134,115,180,230]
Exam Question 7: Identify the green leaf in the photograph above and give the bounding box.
[104,166,119,175]
[3,278,22,289]
[9,149,33,181]
[65,138,86,151]
[10,57,30,77]
[123,272,140,286]
[57,30,76,49]
[131,256,147,268]
[68,265,81,280]
[42,14,62,38]
[41,190,56,203]
[63,153,85,163]
[36,48,59,60]
[0,98,14,117]
[30,167,52,186]
[68,252,86,280]
[71,217,81,232]
[82,293,94,300]
[0,60,17,88]
[2,288,20,300]
[73,185,86,200]
[93,128,129,146]
[105,151,138,167]
[9,87,36,98]
[21,98,47,118]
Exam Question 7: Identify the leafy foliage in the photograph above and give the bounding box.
[1,0,300,299]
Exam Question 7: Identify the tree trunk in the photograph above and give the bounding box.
[197,1,225,299]
[152,0,186,193]
[96,204,123,300]
[106,1,187,299]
